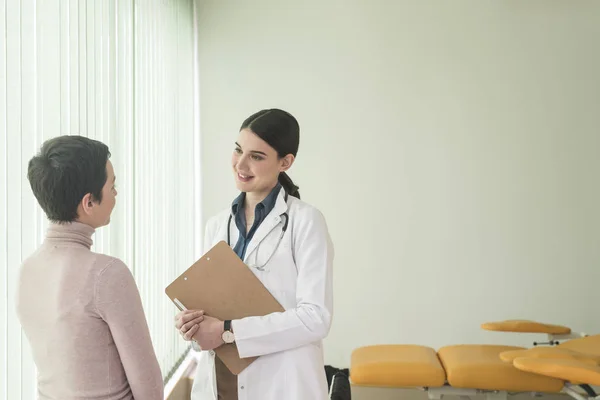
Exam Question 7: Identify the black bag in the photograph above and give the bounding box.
[325,365,351,400]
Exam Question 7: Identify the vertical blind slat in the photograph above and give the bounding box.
[0,0,8,397]
[6,1,23,398]
[20,1,38,398]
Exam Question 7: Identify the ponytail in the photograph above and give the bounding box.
[279,172,300,199]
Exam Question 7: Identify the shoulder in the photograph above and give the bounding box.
[287,196,335,257]
[19,247,44,271]
[92,255,140,306]
[287,196,329,231]
[205,208,231,232]
[202,208,232,249]
[92,254,134,283]
[288,196,326,218]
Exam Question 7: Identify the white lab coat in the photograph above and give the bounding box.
[191,189,334,400]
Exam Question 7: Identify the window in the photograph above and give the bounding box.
[0,1,200,398]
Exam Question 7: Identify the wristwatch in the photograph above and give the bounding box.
[222,320,235,344]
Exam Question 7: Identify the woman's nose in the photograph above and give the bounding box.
[236,155,249,170]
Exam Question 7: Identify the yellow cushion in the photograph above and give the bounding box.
[438,345,564,392]
[558,334,600,357]
[481,320,571,334]
[514,357,600,386]
[500,347,600,365]
[350,345,446,387]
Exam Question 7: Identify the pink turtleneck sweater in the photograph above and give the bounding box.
[15,221,164,400]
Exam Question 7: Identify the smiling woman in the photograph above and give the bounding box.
[233,109,301,199]
[174,109,335,400]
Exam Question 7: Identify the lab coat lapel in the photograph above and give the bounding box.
[243,190,288,263]
[225,213,240,248]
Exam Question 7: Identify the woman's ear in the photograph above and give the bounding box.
[280,154,295,172]
[80,193,94,215]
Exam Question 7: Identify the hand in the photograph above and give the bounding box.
[174,309,205,341]
[191,315,225,351]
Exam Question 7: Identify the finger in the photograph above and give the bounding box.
[179,324,194,338]
[182,316,205,332]
[181,310,205,324]
[184,324,199,341]
[174,312,188,324]
[183,315,205,331]
[175,317,189,330]
[175,311,204,329]
[174,311,186,321]
[174,309,195,320]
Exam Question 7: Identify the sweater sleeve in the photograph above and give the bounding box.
[95,259,164,400]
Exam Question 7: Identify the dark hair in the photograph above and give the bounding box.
[240,109,301,199]
[27,135,111,223]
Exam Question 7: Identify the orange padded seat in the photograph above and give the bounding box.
[514,357,600,386]
[500,347,600,365]
[481,320,571,335]
[558,334,600,357]
[437,345,564,393]
[350,345,446,387]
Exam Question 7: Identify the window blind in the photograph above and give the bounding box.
[0,1,200,398]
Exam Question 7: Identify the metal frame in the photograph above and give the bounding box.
[562,384,600,400]
[533,332,588,346]
[407,384,599,400]
[426,386,508,400]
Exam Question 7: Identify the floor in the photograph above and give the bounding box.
[169,382,574,400]
[350,387,571,400]
[168,359,578,400]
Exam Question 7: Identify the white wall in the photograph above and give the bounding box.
[1,1,198,398]
[195,0,600,368]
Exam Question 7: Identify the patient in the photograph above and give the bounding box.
[15,136,164,400]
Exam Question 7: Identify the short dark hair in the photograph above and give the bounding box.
[27,135,111,223]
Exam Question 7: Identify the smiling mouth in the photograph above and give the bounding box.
[237,173,254,182]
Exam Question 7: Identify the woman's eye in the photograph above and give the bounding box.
[234,148,242,154]
[251,155,263,161]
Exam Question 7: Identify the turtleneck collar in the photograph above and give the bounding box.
[46,221,95,249]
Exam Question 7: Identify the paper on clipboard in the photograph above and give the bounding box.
[165,240,285,375]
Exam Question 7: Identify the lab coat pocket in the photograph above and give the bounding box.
[190,350,217,400]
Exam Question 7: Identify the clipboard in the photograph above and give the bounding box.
[165,240,285,375]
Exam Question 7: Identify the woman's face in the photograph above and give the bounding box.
[231,128,291,196]
[77,160,117,228]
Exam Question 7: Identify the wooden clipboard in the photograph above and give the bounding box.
[165,240,285,375]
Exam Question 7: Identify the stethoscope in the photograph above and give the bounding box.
[226,191,289,271]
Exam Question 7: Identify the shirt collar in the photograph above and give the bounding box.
[231,183,282,215]
[231,192,245,215]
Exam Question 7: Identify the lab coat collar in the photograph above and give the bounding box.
[243,188,290,262]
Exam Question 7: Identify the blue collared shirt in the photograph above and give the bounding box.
[231,184,282,260]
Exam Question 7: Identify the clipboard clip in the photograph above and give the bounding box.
[173,298,188,311]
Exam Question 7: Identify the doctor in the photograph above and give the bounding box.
[175,108,334,400]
